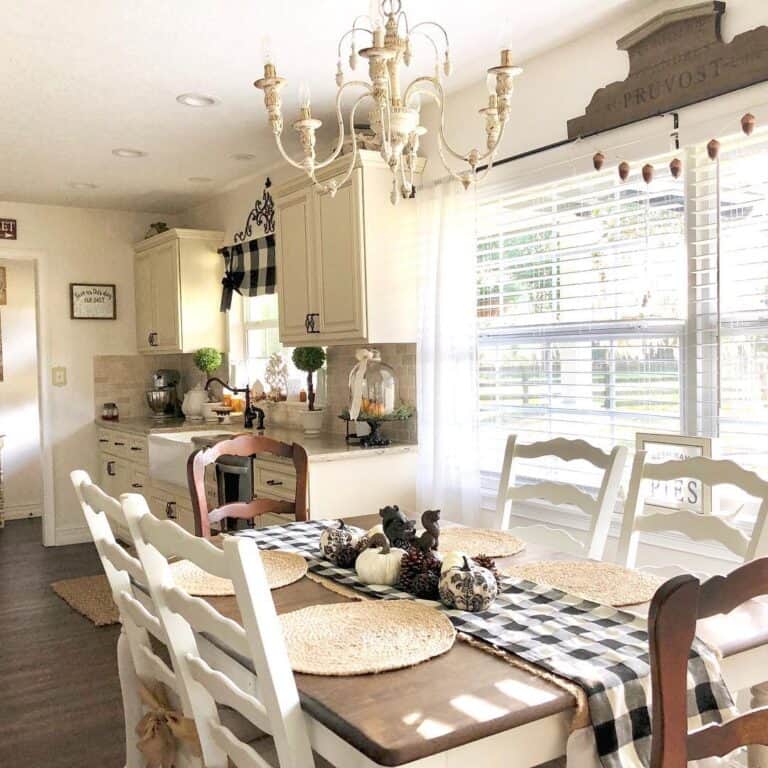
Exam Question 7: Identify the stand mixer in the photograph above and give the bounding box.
[146,369,180,420]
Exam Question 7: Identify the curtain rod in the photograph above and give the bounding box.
[476,111,682,173]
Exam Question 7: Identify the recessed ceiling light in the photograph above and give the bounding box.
[69,181,99,190]
[231,153,257,161]
[188,176,213,183]
[176,93,218,107]
[112,148,147,158]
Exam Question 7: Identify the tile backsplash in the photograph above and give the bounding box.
[93,353,228,419]
[322,344,417,444]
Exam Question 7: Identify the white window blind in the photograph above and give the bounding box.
[476,155,687,485]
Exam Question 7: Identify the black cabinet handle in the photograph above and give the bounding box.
[114,442,125,446]
[131,482,143,489]
[305,313,320,334]
[99,438,109,443]
[148,331,158,347]
[266,479,283,486]
[130,446,143,452]
[107,461,116,477]
[165,501,177,520]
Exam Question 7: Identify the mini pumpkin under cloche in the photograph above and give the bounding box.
[439,556,498,612]
[319,520,359,564]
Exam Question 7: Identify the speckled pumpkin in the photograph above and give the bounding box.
[438,556,498,612]
[319,520,359,564]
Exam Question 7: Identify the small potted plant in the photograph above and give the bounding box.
[292,346,326,435]
[183,347,223,421]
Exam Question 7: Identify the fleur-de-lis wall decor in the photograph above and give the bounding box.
[233,177,275,243]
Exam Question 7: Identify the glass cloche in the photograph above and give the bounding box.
[348,349,397,420]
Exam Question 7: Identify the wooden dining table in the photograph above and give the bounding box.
[195,515,768,768]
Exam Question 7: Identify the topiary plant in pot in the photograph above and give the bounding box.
[292,347,326,435]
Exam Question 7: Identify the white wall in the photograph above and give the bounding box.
[0,259,42,519]
[0,202,174,543]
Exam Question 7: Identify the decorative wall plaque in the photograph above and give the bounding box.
[568,2,768,139]
[0,219,16,240]
[70,283,116,320]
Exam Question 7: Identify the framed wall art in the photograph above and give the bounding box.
[69,283,116,320]
[635,433,713,516]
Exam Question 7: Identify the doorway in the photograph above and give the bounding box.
[0,258,43,530]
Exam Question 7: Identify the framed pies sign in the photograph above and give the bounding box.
[69,283,116,320]
[635,433,713,515]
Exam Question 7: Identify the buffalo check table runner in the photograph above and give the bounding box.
[235,521,734,768]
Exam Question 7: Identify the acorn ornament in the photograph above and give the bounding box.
[707,139,721,161]
[593,151,605,171]
[642,163,654,184]
[742,112,756,136]
[669,158,682,179]
[618,161,630,181]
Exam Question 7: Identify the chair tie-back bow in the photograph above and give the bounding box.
[135,682,201,768]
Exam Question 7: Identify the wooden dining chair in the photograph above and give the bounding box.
[496,435,627,560]
[71,470,186,768]
[122,492,329,768]
[648,559,768,767]
[188,434,309,538]
[617,452,768,573]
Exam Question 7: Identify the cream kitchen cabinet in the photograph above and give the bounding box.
[274,150,423,346]
[134,228,225,354]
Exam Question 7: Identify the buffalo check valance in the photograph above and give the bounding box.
[219,234,276,312]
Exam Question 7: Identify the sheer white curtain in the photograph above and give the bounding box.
[416,179,482,525]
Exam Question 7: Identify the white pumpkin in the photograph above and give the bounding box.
[439,556,498,612]
[319,520,359,562]
[355,533,405,586]
[440,550,469,574]
[366,523,385,539]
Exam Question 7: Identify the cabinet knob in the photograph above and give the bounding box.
[107,461,116,477]
[165,501,177,520]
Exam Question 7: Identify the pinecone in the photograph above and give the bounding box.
[472,554,502,587]
[334,543,359,568]
[397,546,441,595]
[410,570,440,600]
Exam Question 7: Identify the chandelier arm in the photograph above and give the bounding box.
[409,21,449,49]
[273,132,315,172]
[337,24,373,58]
[312,80,373,171]
[310,92,370,193]
[409,30,441,71]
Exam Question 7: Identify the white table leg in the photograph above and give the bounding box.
[117,627,143,768]
[749,681,768,768]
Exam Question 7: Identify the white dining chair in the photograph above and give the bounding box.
[71,470,192,768]
[121,491,332,768]
[617,451,768,574]
[496,435,627,560]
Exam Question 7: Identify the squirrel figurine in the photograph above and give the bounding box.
[379,505,416,549]
[416,509,441,552]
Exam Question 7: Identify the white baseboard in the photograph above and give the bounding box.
[54,526,91,546]
[3,503,42,520]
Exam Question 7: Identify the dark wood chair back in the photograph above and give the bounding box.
[187,433,309,538]
[649,558,768,767]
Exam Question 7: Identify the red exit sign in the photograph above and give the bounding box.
[0,219,17,239]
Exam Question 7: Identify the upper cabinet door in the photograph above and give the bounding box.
[135,252,155,352]
[314,169,366,341]
[149,240,181,351]
[276,187,315,343]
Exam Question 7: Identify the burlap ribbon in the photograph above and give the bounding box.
[135,682,201,768]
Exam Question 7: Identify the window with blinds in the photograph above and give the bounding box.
[476,132,768,492]
[477,157,687,484]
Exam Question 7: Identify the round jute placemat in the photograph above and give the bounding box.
[438,527,526,558]
[281,600,456,676]
[500,560,664,607]
[169,550,307,596]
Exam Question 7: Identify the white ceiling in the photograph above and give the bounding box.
[1,0,642,214]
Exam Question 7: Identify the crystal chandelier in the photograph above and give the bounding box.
[254,0,522,204]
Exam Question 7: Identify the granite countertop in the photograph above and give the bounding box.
[96,417,417,463]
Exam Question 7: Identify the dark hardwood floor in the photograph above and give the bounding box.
[0,519,125,767]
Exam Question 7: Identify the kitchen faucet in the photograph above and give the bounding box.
[204,377,265,430]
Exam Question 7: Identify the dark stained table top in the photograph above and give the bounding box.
[209,515,768,766]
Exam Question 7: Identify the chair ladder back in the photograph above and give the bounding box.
[187,434,309,538]
[649,559,768,767]
[497,435,627,560]
[122,493,230,768]
[619,454,768,569]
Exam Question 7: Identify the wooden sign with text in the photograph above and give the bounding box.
[567,1,768,139]
[0,219,16,240]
